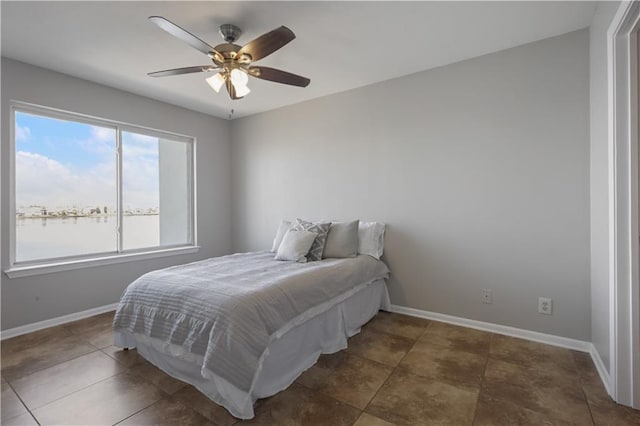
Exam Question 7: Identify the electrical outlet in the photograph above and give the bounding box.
[538,297,552,315]
[482,289,492,304]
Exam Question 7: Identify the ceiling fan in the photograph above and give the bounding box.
[147,16,310,100]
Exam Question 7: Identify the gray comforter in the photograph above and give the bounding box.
[113,251,389,393]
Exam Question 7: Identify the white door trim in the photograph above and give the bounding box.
[608,0,640,409]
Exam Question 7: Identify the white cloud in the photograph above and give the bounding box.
[123,142,158,158]
[16,151,116,209]
[122,155,159,208]
[77,128,115,156]
[17,123,162,211]
[16,150,160,210]
[90,126,116,142]
[121,136,159,208]
[15,125,31,142]
[15,125,163,211]
[128,133,157,144]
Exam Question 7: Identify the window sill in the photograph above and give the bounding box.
[4,246,200,279]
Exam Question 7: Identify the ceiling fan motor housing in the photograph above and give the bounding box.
[219,24,241,43]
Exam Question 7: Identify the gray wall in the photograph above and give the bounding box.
[589,1,619,373]
[231,30,591,340]
[1,58,232,330]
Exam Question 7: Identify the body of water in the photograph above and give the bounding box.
[16,215,160,262]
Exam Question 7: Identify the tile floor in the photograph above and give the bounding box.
[2,311,639,425]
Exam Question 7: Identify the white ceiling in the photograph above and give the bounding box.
[1,1,596,119]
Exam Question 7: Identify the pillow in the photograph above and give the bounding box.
[322,220,359,259]
[270,220,292,252]
[358,222,386,260]
[292,218,331,261]
[275,230,316,263]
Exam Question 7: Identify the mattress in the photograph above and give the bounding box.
[113,251,390,418]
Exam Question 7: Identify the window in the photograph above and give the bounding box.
[10,103,195,271]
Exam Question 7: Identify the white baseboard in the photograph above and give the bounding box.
[388,304,592,352]
[589,344,612,395]
[1,303,119,340]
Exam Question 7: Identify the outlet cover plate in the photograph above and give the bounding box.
[538,297,552,315]
[482,289,492,304]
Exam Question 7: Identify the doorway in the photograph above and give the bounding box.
[608,0,640,409]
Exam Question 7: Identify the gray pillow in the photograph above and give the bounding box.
[292,218,331,261]
[270,220,292,252]
[323,220,359,259]
[274,229,316,263]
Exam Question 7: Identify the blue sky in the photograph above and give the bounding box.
[16,111,113,171]
[16,111,160,209]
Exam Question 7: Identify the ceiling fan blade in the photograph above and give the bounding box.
[225,78,243,100]
[237,26,295,61]
[249,66,310,87]
[148,65,218,77]
[148,16,223,61]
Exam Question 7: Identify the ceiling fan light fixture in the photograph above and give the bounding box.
[234,84,251,97]
[230,68,251,97]
[206,72,226,93]
[230,68,249,88]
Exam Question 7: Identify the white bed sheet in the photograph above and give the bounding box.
[114,278,389,419]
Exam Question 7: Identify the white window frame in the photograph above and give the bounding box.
[5,101,198,278]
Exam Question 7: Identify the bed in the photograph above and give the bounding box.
[112,250,390,419]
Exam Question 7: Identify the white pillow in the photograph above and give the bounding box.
[358,222,386,260]
[270,220,292,252]
[323,220,359,259]
[275,230,317,263]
